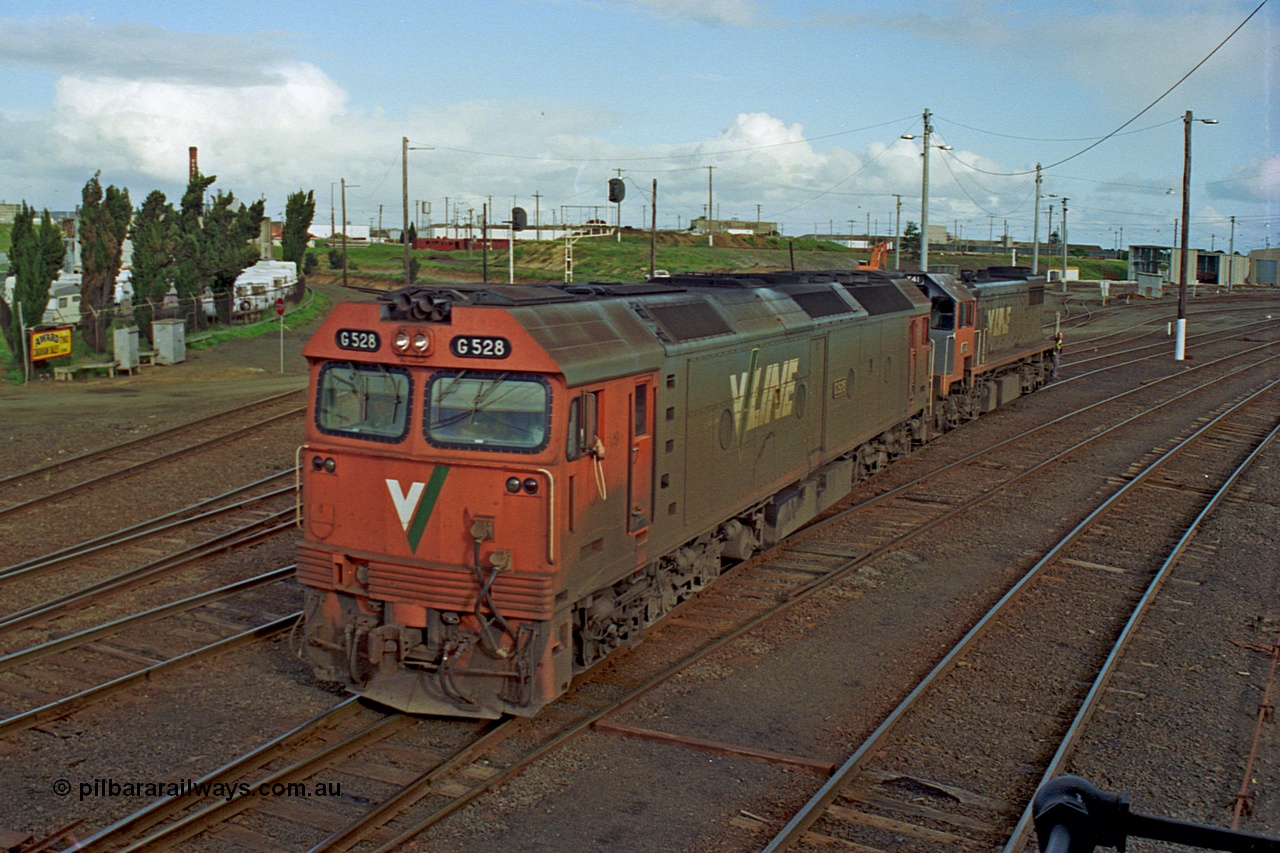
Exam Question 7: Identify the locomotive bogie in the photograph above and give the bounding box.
[296,268,1054,718]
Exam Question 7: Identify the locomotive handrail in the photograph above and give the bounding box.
[926,339,936,422]
[537,467,556,563]
[1033,776,1280,853]
[294,446,304,529]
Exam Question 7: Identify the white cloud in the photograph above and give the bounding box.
[600,0,760,27]
[0,16,293,86]
[49,63,351,188]
[700,113,816,166]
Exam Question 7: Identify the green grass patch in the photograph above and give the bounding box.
[311,234,1131,286]
[0,330,22,384]
[188,287,330,350]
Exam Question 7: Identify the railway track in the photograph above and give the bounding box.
[762,378,1280,852]
[11,296,1279,849]
[0,389,304,509]
[0,471,298,643]
[65,327,1280,850]
[1049,290,1277,337]
[1061,316,1278,372]
[0,490,303,748]
[0,390,306,573]
[0,593,299,741]
[0,544,302,741]
[72,699,495,851]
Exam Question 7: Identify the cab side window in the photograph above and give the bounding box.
[567,391,600,460]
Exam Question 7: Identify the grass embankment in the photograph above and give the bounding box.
[312,232,1129,289]
[187,287,331,351]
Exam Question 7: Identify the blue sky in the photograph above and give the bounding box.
[0,0,1276,253]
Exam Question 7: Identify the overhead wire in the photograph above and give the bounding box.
[357,5,1270,242]
[937,0,1269,178]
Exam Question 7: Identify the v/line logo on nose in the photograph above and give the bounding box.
[386,466,450,552]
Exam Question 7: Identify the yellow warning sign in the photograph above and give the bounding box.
[31,327,72,361]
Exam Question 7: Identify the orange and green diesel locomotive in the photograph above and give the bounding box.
[296,268,1053,718]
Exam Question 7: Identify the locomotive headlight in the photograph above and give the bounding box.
[522,478,539,495]
[311,455,324,471]
[323,457,336,473]
[413,332,430,353]
[506,477,522,494]
[394,331,411,353]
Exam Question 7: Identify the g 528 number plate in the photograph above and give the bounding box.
[336,329,381,352]
[450,336,510,359]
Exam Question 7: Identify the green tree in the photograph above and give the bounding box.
[173,171,217,326]
[130,190,179,340]
[201,190,266,323]
[901,220,921,263]
[302,251,318,277]
[79,173,132,352]
[407,222,417,244]
[282,189,316,278]
[7,203,65,355]
[168,172,262,327]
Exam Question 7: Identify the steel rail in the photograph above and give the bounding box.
[1056,336,1280,389]
[1058,301,1277,347]
[809,345,1280,548]
[305,717,518,853]
[0,613,299,741]
[0,515,295,637]
[0,483,294,586]
[1001,405,1280,852]
[0,388,304,487]
[71,697,365,851]
[762,378,1280,852]
[0,402,304,520]
[116,713,418,852]
[1044,292,1277,337]
[0,566,294,673]
[1063,316,1278,369]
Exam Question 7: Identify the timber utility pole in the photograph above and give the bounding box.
[921,109,933,271]
[1175,110,1218,359]
[1032,164,1042,274]
[402,137,434,287]
[650,178,658,279]
[892,193,903,269]
[706,165,715,247]
[402,137,410,287]
[341,178,358,289]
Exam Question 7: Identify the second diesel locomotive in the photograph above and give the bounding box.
[296,267,1054,718]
